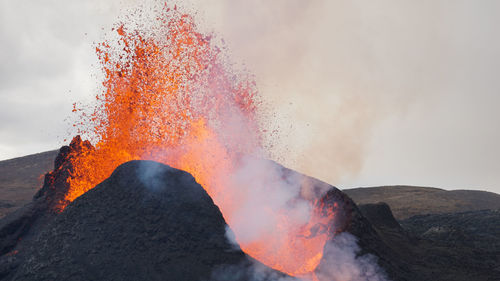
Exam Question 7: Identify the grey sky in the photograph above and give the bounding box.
[1,0,499,193]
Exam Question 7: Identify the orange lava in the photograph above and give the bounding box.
[66,4,333,277]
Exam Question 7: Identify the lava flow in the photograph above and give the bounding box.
[65,4,334,278]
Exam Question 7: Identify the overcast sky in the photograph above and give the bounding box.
[1,0,499,193]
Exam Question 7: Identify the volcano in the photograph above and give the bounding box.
[7,160,291,281]
[0,137,404,281]
[2,138,499,281]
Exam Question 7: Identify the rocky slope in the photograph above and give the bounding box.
[0,150,58,218]
[401,209,500,263]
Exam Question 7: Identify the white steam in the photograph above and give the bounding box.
[220,155,389,281]
[226,156,310,245]
[315,233,389,281]
[209,259,297,281]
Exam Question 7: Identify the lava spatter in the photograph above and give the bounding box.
[67,4,334,277]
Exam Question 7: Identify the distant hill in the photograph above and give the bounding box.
[0,150,58,218]
[344,185,500,220]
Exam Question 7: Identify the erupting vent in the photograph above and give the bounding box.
[65,5,335,278]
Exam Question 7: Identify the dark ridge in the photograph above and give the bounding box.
[33,135,94,210]
[359,203,402,230]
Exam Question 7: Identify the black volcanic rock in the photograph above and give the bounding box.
[0,139,395,281]
[0,137,91,262]
[401,210,500,271]
[34,135,94,211]
[357,203,500,281]
[8,161,289,281]
[0,140,393,281]
[359,203,402,230]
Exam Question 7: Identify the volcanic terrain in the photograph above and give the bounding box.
[2,3,499,281]
[0,138,393,281]
[0,141,498,280]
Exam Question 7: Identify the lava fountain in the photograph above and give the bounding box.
[65,4,334,278]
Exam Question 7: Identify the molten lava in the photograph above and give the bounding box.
[66,5,334,278]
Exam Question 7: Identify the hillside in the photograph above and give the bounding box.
[0,150,58,218]
[344,185,500,220]
[357,203,500,281]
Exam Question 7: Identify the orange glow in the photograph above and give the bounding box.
[65,5,334,277]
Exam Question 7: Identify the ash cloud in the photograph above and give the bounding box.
[315,233,388,281]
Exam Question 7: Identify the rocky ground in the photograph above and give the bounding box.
[401,209,500,273]
[358,203,500,281]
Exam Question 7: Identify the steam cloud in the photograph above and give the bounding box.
[219,154,389,281]
[315,233,388,281]
[211,235,389,281]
